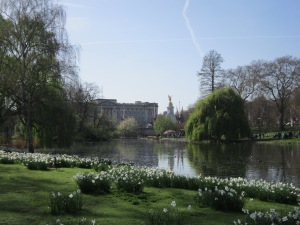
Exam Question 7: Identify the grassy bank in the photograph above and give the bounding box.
[0,164,298,225]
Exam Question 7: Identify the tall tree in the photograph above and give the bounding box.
[197,50,224,95]
[34,85,76,148]
[225,61,261,101]
[259,56,300,130]
[289,86,300,125]
[0,0,77,152]
[245,95,278,130]
[66,81,100,133]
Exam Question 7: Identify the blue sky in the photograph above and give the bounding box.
[62,0,300,113]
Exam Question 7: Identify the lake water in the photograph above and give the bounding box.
[56,139,300,187]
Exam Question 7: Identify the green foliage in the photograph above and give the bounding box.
[185,88,251,141]
[153,115,176,134]
[75,122,117,142]
[93,114,118,140]
[0,1,77,152]
[27,161,49,170]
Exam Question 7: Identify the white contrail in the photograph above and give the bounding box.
[80,35,300,45]
[182,0,203,57]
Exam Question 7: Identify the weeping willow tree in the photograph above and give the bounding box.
[0,0,78,152]
[34,85,76,148]
[185,88,251,142]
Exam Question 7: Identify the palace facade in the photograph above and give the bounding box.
[94,99,158,128]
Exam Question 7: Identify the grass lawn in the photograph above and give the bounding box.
[0,164,296,225]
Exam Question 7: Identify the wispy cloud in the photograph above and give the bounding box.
[182,0,203,57]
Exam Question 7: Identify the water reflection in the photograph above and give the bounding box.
[186,143,252,178]
[43,139,300,187]
[245,143,300,186]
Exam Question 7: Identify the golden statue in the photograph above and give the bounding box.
[168,95,173,106]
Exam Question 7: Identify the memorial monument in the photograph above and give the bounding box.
[166,95,176,123]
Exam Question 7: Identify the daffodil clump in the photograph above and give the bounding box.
[139,167,174,188]
[195,175,300,205]
[50,190,82,214]
[0,150,108,169]
[46,217,97,225]
[146,201,188,225]
[110,165,144,193]
[234,207,300,225]
[73,171,112,194]
[197,186,245,212]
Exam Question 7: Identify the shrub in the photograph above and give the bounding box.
[197,186,245,212]
[26,161,48,170]
[73,172,112,194]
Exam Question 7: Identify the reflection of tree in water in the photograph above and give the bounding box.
[186,143,252,178]
[153,141,187,172]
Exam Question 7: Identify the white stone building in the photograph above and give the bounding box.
[94,99,158,128]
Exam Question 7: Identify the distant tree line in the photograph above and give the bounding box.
[197,50,300,131]
[155,50,300,138]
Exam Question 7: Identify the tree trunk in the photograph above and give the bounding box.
[24,102,34,153]
[25,117,34,153]
[279,108,285,130]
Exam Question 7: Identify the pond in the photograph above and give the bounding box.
[50,139,300,188]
